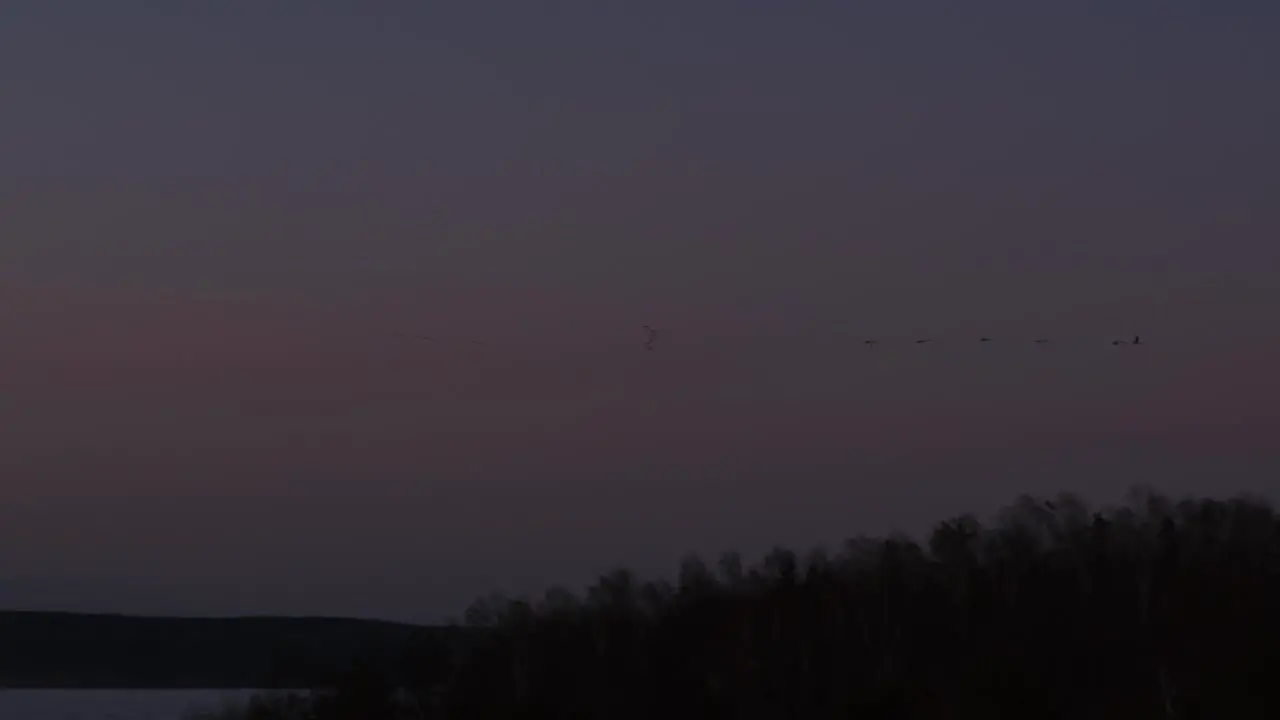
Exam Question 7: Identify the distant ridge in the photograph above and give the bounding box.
[0,610,470,689]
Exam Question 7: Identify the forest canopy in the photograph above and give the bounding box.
[404,486,1280,719]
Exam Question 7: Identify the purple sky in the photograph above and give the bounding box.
[2,3,1279,622]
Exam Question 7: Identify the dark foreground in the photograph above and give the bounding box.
[9,487,1280,718]
[0,612,465,689]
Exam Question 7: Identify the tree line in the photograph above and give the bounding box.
[237,486,1280,719]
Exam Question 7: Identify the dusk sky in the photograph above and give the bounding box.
[3,3,1279,622]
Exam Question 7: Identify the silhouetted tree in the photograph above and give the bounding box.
[227,487,1280,718]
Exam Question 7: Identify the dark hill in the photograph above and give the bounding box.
[0,611,469,689]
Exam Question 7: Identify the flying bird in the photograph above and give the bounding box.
[392,331,485,346]
[916,339,933,344]
[864,339,880,349]
[1035,338,1051,345]
[979,337,994,343]
[1132,335,1143,346]
[1112,339,1127,345]
[643,325,657,351]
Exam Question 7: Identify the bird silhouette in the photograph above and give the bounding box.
[979,337,994,343]
[916,339,933,344]
[393,331,485,346]
[1112,339,1127,345]
[1035,338,1051,345]
[1132,335,1143,346]
[643,325,657,351]
[864,339,880,350]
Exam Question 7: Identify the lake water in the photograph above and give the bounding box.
[0,689,281,719]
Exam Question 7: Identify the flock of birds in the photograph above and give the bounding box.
[862,334,1145,349]
[395,326,1147,352]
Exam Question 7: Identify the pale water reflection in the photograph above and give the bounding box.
[0,689,289,720]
